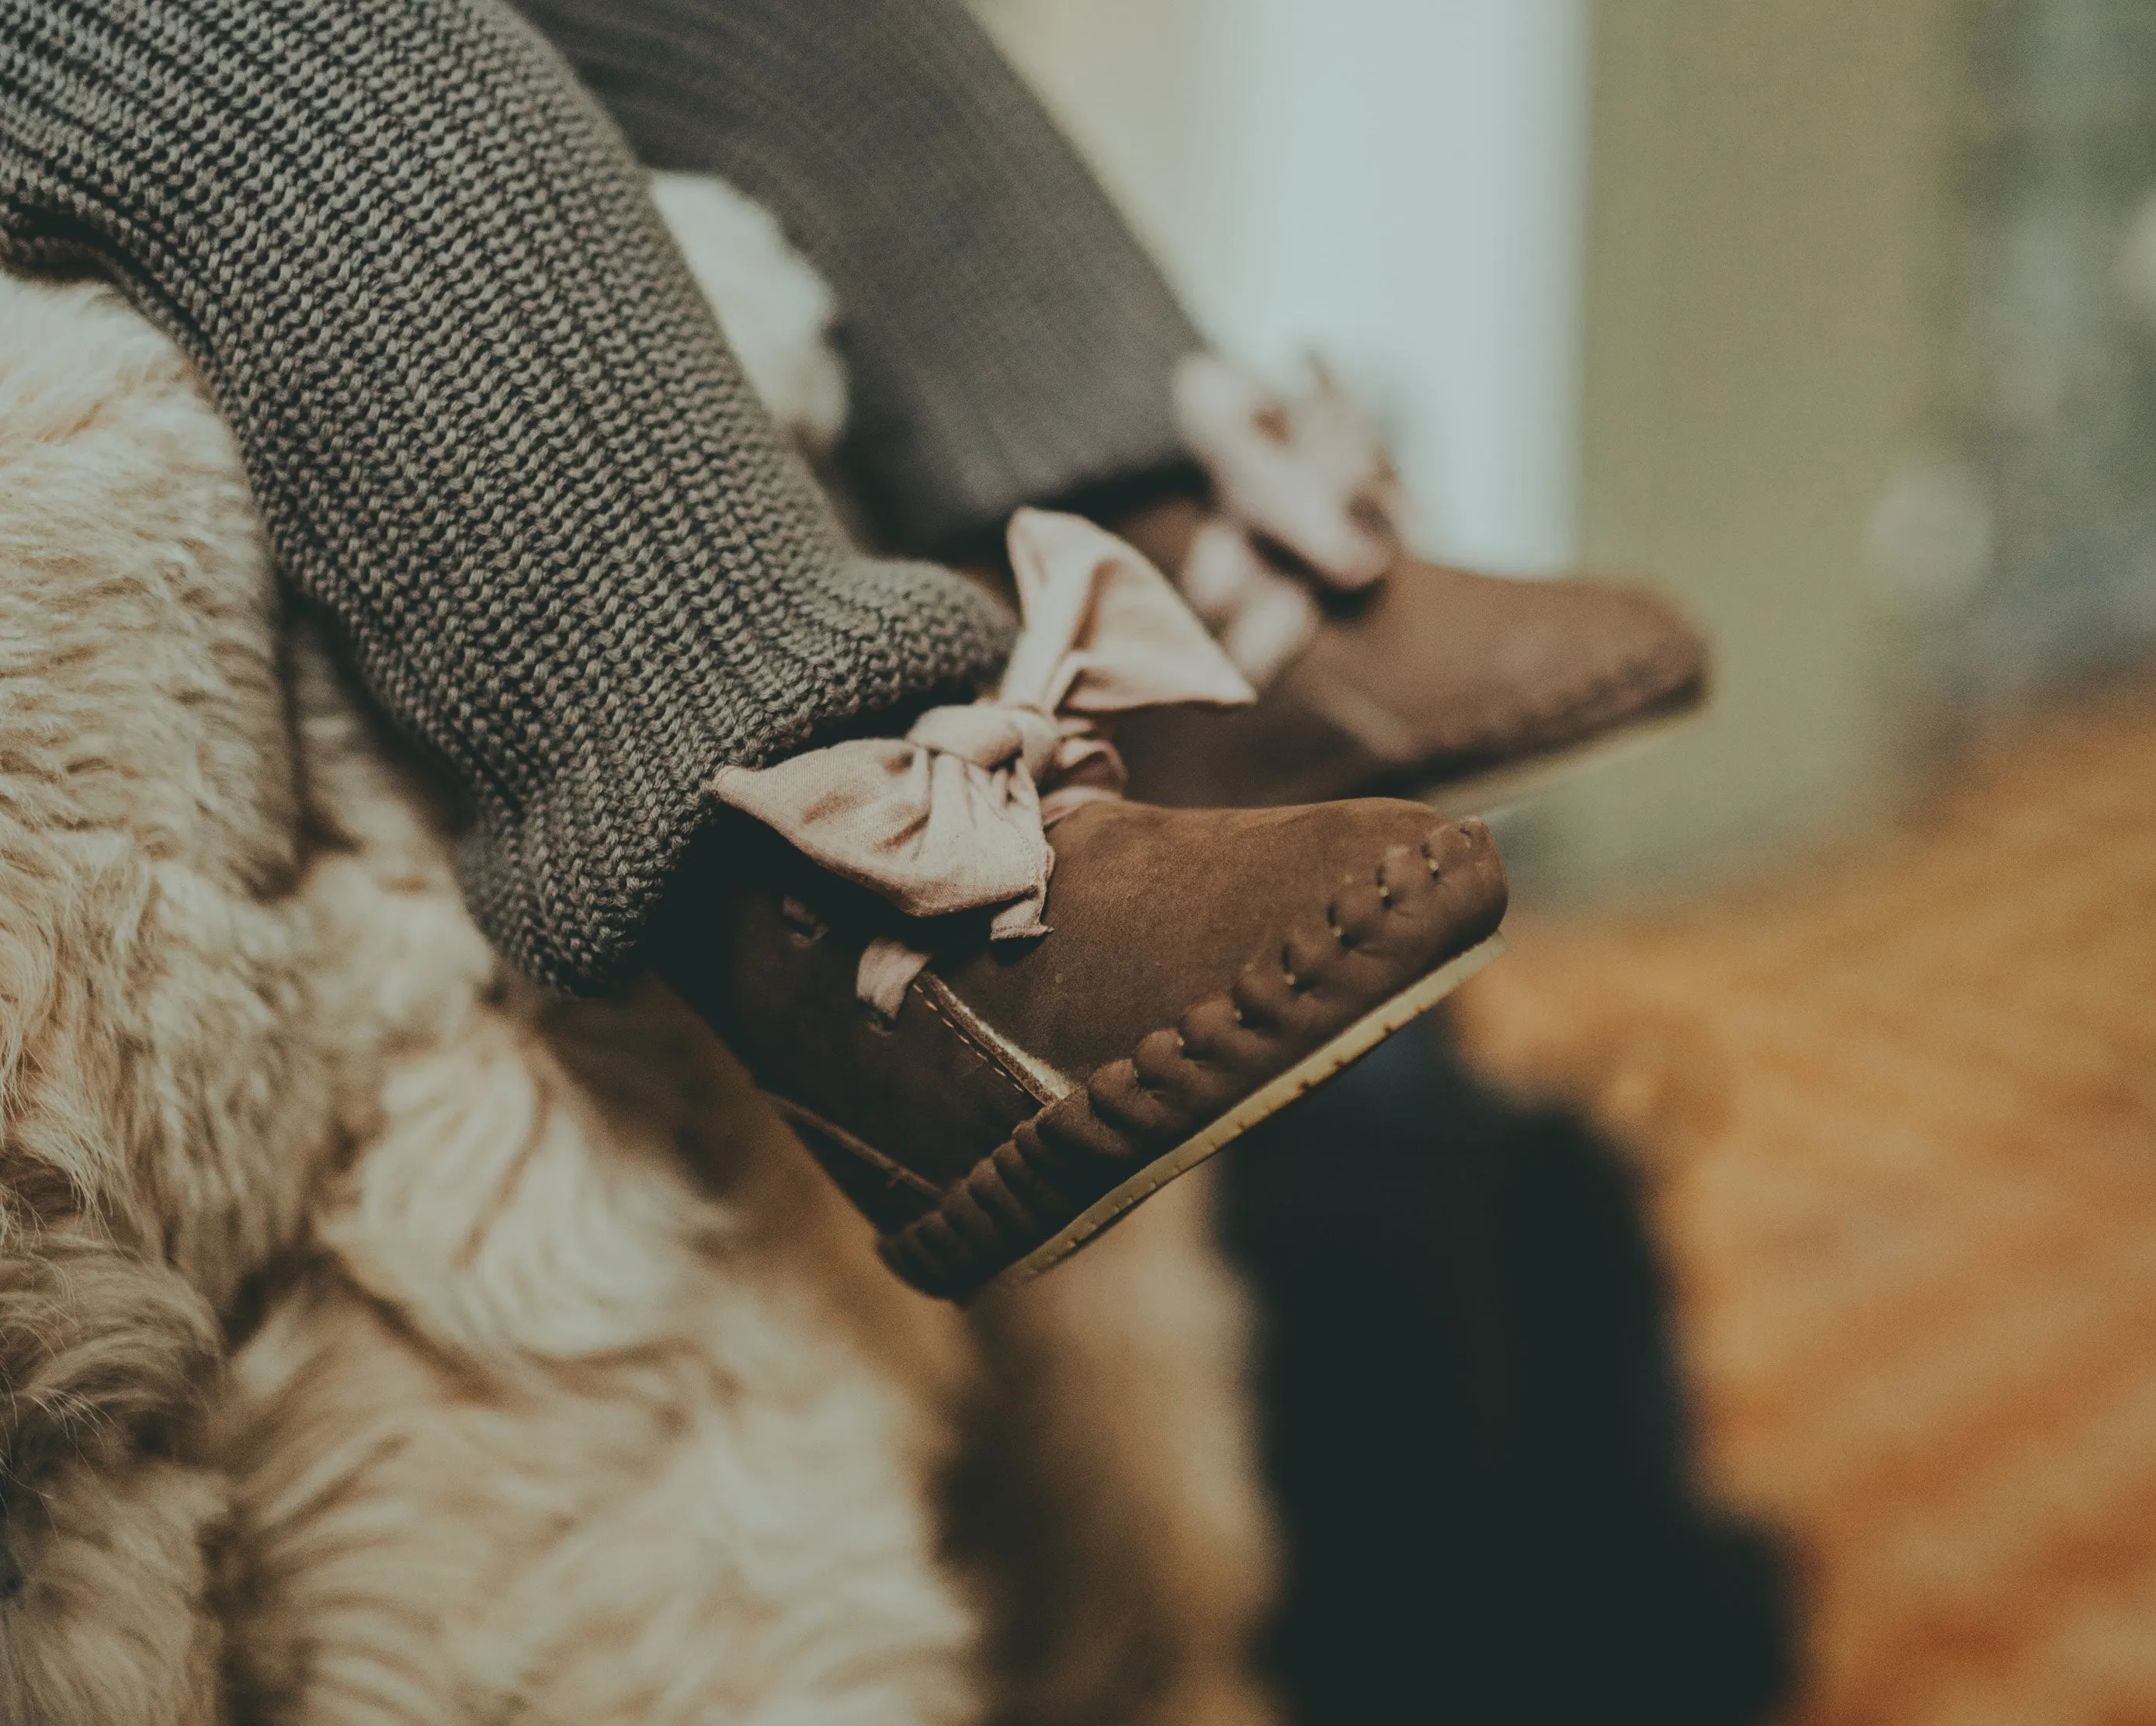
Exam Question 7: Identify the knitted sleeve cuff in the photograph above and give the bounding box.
[453,554,1014,995]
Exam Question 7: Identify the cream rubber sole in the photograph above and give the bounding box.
[977,932,1507,1299]
[1422,696,1704,818]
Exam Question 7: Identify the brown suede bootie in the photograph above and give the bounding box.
[658,512,1508,1300]
[1109,357,1708,811]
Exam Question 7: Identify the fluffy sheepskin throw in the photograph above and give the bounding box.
[0,173,1276,1726]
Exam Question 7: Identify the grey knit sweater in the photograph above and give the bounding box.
[0,0,1196,992]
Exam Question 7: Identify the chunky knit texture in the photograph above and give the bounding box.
[0,0,1025,992]
[515,0,1206,550]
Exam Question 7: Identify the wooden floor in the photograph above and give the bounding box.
[1455,679,2156,1724]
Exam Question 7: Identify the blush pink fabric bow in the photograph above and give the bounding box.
[711,508,1254,1015]
[1172,354,1410,686]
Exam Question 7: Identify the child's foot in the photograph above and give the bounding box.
[1109,357,1709,810]
[668,796,1504,1299]
[656,511,1508,1299]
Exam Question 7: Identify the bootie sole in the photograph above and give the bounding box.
[978,932,1506,1297]
[1424,688,1706,818]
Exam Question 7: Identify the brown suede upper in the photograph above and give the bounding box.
[656,797,1506,1297]
[1109,496,1710,808]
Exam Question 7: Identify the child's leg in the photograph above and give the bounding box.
[512,0,1205,552]
[0,0,1012,995]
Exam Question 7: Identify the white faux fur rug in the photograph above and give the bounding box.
[0,175,1276,1726]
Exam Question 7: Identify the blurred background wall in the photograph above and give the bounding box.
[1948,2,2156,702]
[1542,0,1960,899]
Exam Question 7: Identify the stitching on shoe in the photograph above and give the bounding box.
[883,821,1491,1299]
[915,979,1064,1110]
[922,971,1078,1103]
[891,928,1339,1297]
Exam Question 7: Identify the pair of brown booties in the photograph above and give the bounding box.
[661,364,1708,1301]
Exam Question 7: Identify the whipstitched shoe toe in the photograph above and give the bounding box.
[1118,555,1710,810]
[657,797,1507,1300]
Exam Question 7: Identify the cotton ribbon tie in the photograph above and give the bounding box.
[1171,352,1410,686]
[710,508,1255,1016]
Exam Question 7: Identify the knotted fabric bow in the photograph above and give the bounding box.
[1172,353,1410,686]
[712,508,1254,1015]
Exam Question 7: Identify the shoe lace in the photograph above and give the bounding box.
[1171,353,1411,686]
[711,509,1252,1016]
